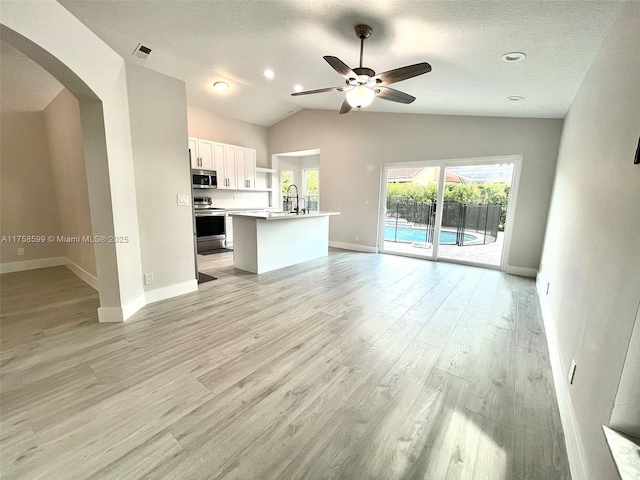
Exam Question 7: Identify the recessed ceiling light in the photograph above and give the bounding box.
[294,85,303,92]
[213,81,229,92]
[507,96,524,101]
[263,69,275,79]
[502,52,526,62]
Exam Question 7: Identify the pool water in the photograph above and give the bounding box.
[384,226,477,244]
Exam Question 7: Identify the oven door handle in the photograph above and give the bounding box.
[195,211,225,217]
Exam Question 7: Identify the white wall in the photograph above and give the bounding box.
[126,62,197,299]
[43,89,97,279]
[187,105,269,167]
[269,110,562,270]
[538,2,640,478]
[0,111,63,263]
[1,0,145,321]
[195,189,271,211]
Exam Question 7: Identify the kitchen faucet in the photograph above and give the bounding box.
[297,197,306,215]
[286,184,299,213]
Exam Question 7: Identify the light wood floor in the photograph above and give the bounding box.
[0,250,570,479]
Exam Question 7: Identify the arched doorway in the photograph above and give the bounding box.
[1,2,144,322]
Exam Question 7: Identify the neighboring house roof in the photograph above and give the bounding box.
[387,167,424,182]
[388,167,463,184]
[447,165,513,184]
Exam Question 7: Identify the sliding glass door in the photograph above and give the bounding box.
[436,164,514,267]
[379,157,519,270]
[382,165,441,260]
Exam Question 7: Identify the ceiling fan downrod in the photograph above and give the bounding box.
[353,24,374,79]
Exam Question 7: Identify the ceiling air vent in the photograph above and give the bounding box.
[132,43,152,60]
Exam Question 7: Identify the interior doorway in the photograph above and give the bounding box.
[379,156,520,270]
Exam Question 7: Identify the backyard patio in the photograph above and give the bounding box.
[383,231,504,267]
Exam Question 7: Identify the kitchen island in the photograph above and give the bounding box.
[228,211,340,274]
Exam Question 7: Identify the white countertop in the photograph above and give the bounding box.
[220,207,274,212]
[229,211,340,221]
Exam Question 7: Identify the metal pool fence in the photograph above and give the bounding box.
[386,197,502,246]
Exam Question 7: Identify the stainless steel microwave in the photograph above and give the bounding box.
[192,169,217,189]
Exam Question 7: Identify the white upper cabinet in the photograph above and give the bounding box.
[188,138,198,168]
[198,139,214,170]
[243,148,257,189]
[213,142,226,184]
[236,147,246,189]
[223,144,237,189]
[236,147,257,189]
[191,137,259,190]
[189,137,214,170]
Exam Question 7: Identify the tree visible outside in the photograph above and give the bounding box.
[281,170,294,195]
[304,169,319,195]
[387,182,510,229]
[387,182,509,206]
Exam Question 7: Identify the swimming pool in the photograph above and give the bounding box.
[384,225,477,244]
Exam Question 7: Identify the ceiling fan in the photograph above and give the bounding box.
[291,24,432,114]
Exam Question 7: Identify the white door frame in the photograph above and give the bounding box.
[378,154,523,272]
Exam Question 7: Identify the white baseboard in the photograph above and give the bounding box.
[1,256,66,273]
[98,292,146,323]
[3,257,198,323]
[505,264,538,277]
[145,279,198,305]
[1,256,99,291]
[536,276,588,480]
[64,258,98,290]
[329,241,378,253]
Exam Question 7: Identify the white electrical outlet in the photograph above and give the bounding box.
[177,195,189,206]
[144,273,154,285]
[568,359,577,384]
[355,235,359,242]
[17,248,24,256]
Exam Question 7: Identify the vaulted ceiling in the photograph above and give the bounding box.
[4,1,625,126]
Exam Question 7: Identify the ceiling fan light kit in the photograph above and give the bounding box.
[346,85,376,109]
[292,24,431,114]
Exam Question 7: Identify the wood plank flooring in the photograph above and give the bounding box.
[0,250,571,479]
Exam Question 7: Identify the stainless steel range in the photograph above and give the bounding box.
[194,197,225,252]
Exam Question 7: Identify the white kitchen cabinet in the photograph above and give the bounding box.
[189,137,214,170]
[191,137,260,190]
[223,144,237,189]
[236,147,246,189]
[213,142,226,185]
[234,147,257,189]
[188,138,198,168]
[244,148,257,189]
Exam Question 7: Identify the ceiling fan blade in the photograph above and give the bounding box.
[376,86,416,104]
[324,56,357,80]
[339,98,353,114]
[374,62,432,85]
[291,86,345,96]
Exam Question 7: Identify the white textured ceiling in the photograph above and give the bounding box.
[50,1,623,126]
[0,40,64,113]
